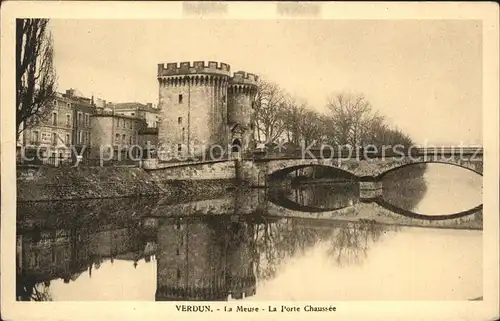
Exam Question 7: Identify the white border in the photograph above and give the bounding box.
[1,2,498,321]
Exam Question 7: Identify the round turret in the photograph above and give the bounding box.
[227,71,259,156]
[157,61,231,159]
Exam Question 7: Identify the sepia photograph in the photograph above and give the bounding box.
[1,1,499,321]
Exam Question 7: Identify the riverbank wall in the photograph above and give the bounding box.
[17,165,236,202]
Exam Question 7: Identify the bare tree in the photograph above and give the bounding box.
[253,80,288,143]
[325,92,415,148]
[325,93,375,146]
[281,98,306,144]
[299,110,326,147]
[16,19,57,140]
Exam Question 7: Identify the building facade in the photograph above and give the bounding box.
[20,93,75,164]
[63,89,95,159]
[90,112,147,160]
[112,102,161,128]
[157,61,258,160]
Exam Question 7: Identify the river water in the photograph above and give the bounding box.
[16,164,483,301]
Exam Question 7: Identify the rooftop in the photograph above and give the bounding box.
[112,102,159,113]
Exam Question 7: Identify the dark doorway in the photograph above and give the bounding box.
[231,139,242,153]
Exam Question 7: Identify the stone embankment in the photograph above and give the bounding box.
[17,165,235,202]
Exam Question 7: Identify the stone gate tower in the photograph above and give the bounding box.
[157,61,258,160]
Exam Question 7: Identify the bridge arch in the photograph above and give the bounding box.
[268,163,358,180]
[375,159,483,179]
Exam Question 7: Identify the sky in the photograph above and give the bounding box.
[50,19,483,146]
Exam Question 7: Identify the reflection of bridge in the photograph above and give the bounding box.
[267,196,483,230]
[141,188,483,230]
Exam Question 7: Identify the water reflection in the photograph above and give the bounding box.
[271,182,359,211]
[17,208,402,301]
[383,163,482,215]
[16,163,483,301]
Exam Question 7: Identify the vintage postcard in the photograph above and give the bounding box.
[1,1,499,321]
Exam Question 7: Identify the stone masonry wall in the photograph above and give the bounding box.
[17,166,165,201]
[148,161,237,182]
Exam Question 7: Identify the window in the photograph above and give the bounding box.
[222,95,226,103]
[131,113,135,116]
[88,132,91,145]
[52,112,57,126]
[52,132,57,145]
[176,248,180,255]
[178,117,182,124]
[176,268,181,279]
[177,144,182,152]
[178,94,183,104]
[66,114,71,127]
[182,128,185,141]
[117,118,120,127]
[31,252,40,268]
[85,114,89,127]
[54,100,58,107]
[129,136,132,145]
[67,103,71,108]
[65,134,70,145]
[129,120,133,129]
[31,131,39,144]
[122,134,126,143]
[115,133,120,144]
[78,113,82,127]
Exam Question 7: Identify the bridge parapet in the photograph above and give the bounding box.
[258,146,483,160]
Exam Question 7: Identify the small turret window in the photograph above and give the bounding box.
[178,117,182,124]
[178,94,183,104]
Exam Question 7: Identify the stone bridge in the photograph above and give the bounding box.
[241,147,483,188]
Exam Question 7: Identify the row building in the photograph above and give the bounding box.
[17,89,161,164]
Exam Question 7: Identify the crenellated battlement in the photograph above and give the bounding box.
[158,61,231,77]
[230,71,259,86]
